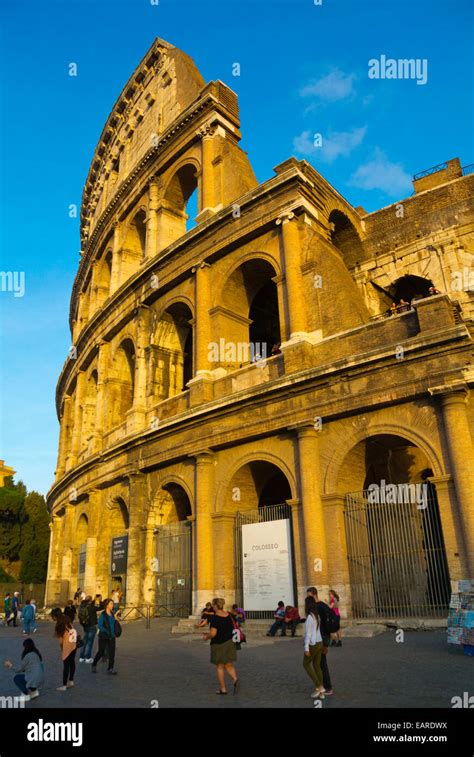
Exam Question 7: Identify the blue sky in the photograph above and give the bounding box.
[0,0,472,495]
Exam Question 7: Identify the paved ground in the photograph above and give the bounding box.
[0,619,471,709]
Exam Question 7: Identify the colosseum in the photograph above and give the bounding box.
[45,38,474,621]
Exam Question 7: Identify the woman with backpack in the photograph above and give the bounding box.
[91,599,120,675]
[4,638,44,700]
[53,608,78,692]
[329,590,342,646]
[78,596,96,663]
[303,596,325,699]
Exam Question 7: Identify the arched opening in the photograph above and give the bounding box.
[328,209,365,269]
[393,274,434,304]
[151,483,192,616]
[340,433,450,618]
[121,210,147,284]
[95,249,113,308]
[163,164,199,242]
[225,460,295,616]
[150,302,193,403]
[112,339,136,423]
[220,258,281,370]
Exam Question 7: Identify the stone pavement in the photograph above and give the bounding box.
[0,618,471,709]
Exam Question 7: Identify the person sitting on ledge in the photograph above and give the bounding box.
[284,605,302,637]
[266,601,286,637]
[196,602,215,628]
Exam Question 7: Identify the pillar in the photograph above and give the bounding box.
[143,526,157,605]
[70,370,86,466]
[129,307,149,433]
[439,389,474,575]
[287,499,306,614]
[110,221,122,294]
[194,263,212,376]
[429,475,469,587]
[56,395,73,479]
[277,213,307,341]
[296,425,328,588]
[92,340,110,451]
[145,179,160,259]
[321,494,352,619]
[212,511,236,603]
[198,124,217,218]
[193,451,215,611]
[126,473,147,608]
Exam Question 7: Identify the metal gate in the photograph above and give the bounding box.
[154,520,192,617]
[344,483,451,618]
[234,503,295,619]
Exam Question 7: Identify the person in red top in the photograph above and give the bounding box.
[284,605,301,637]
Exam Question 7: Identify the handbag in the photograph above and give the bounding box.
[229,614,246,646]
[114,619,122,638]
[76,635,84,649]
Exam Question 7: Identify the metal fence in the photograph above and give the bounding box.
[154,520,192,618]
[344,485,450,619]
[234,503,295,619]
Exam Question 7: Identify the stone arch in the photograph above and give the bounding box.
[215,256,281,370]
[392,274,434,304]
[328,209,366,269]
[324,423,444,495]
[95,247,113,308]
[150,300,193,401]
[162,160,200,241]
[109,337,136,423]
[217,451,297,513]
[81,367,98,451]
[122,207,147,259]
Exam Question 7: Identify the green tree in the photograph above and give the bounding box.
[19,491,50,583]
[0,483,28,560]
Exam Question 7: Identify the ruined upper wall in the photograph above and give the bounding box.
[81,39,206,243]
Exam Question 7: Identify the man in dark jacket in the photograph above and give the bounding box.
[306,587,334,695]
[78,596,98,663]
[91,599,119,675]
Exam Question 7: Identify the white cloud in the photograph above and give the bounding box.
[293,126,367,164]
[300,69,356,102]
[348,148,412,195]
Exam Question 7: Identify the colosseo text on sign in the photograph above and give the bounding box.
[242,519,294,611]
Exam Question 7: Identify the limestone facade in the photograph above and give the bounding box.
[46,39,474,617]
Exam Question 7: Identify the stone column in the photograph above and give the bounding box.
[70,371,86,466]
[145,179,160,259]
[129,307,149,433]
[56,395,73,479]
[287,499,306,614]
[211,511,236,603]
[88,260,99,316]
[295,425,328,588]
[188,262,214,405]
[126,473,148,608]
[92,340,109,451]
[436,388,474,574]
[429,475,469,586]
[198,124,216,218]
[277,212,307,341]
[110,221,122,294]
[193,451,215,611]
[321,494,351,619]
[143,526,157,605]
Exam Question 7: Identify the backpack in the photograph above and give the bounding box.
[78,605,89,626]
[317,602,340,635]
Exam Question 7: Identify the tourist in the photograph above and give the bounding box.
[389,302,398,316]
[196,601,215,628]
[329,590,342,646]
[266,601,286,637]
[30,598,38,632]
[231,604,246,626]
[397,298,410,313]
[303,596,325,699]
[11,592,21,627]
[21,599,36,635]
[54,609,78,692]
[111,587,122,614]
[4,593,12,625]
[73,588,82,606]
[306,587,336,695]
[63,599,77,623]
[284,605,301,637]
[429,286,441,295]
[78,595,97,663]
[91,598,120,674]
[93,594,104,611]
[4,638,44,700]
[203,597,238,695]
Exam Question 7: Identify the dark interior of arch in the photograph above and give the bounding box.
[329,209,365,268]
[249,279,281,359]
[393,274,434,303]
[166,301,193,389]
[163,483,192,521]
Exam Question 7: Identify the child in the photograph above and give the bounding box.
[4,638,44,700]
[328,589,342,646]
